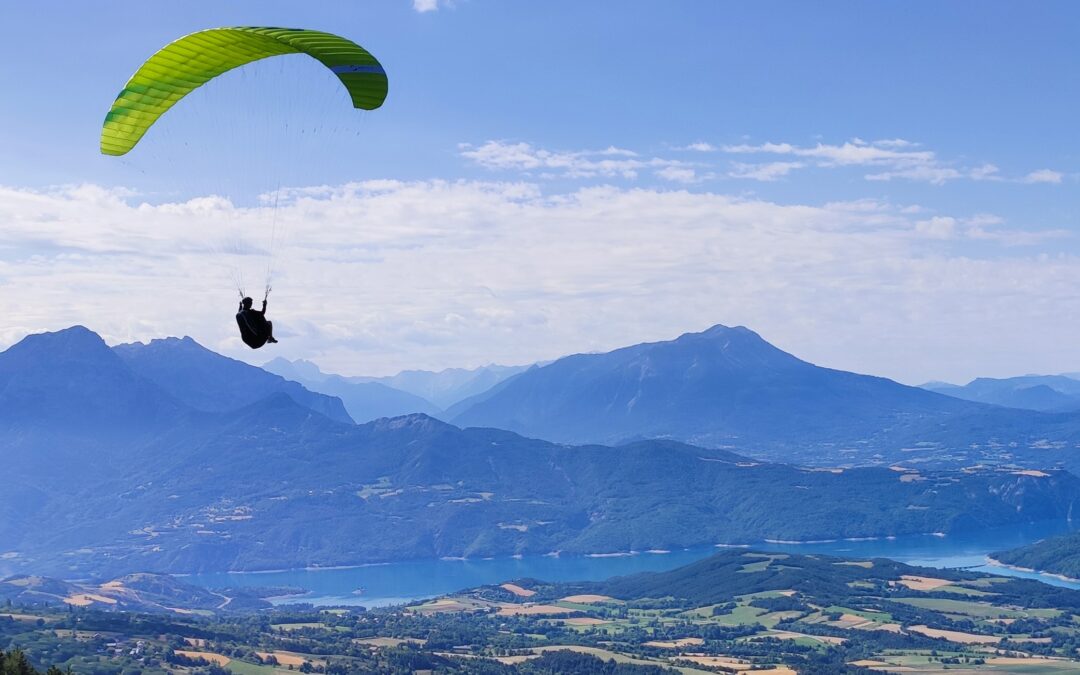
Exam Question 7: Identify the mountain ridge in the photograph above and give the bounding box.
[262,356,440,422]
[114,336,353,423]
[451,323,1080,465]
[3,324,1080,577]
[922,374,1080,412]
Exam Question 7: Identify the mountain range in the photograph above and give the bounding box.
[262,358,530,422]
[450,324,1080,467]
[353,362,531,409]
[922,374,1080,412]
[263,357,441,422]
[115,336,352,423]
[2,325,1080,578]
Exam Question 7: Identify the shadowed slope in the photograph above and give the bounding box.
[115,337,353,423]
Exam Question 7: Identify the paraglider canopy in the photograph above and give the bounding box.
[100,26,388,156]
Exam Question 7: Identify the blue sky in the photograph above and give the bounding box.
[1,1,1078,382]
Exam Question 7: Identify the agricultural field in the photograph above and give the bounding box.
[6,549,1080,673]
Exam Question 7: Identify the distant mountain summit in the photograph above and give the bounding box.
[266,358,531,411]
[262,357,440,422]
[451,324,1080,464]
[922,375,1080,412]
[0,326,183,435]
[363,363,532,409]
[0,326,189,527]
[115,336,352,423]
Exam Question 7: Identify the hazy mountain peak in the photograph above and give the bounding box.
[262,358,442,422]
[682,323,789,353]
[45,324,97,338]
[118,334,204,352]
[263,357,327,382]
[349,362,534,410]
[698,323,753,336]
[920,380,960,389]
[113,335,353,423]
[2,326,126,377]
[6,324,110,357]
[167,335,200,347]
[451,322,980,454]
[922,373,1080,412]
[0,326,183,436]
[604,323,805,373]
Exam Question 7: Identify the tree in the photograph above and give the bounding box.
[1,650,37,675]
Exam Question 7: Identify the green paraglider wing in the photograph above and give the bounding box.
[101,26,387,156]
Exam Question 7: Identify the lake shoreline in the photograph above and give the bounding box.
[760,531,945,546]
[173,531,963,579]
[984,556,1080,584]
[174,519,1079,607]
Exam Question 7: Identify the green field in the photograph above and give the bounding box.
[825,605,893,622]
[896,597,1061,619]
[220,660,290,675]
[270,621,327,630]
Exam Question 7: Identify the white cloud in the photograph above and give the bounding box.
[459,141,690,180]
[865,166,963,185]
[721,138,1059,186]
[463,138,1062,190]
[908,212,1066,245]
[722,139,935,167]
[969,164,1001,181]
[872,139,919,149]
[914,216,957,239]
[1021,169,1063,184]
[0,180,1075,384]
[412,0,441,12]
[723,138,956,184]
[655,166,699,183]
[728,161,805,182]
[598,146,639,157]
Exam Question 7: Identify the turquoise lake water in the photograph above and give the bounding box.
[184,520,1080,607]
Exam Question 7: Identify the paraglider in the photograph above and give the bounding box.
[100,26,388,348]
[236,295,278,349]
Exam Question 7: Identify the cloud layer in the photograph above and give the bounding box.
[721,138,1063,185]
[462,138,1066,187]
[459,141,698,182]
[0,179,1076,384]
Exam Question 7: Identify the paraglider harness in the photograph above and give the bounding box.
[236,287,274,349]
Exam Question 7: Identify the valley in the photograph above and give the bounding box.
[8,549,1080,674]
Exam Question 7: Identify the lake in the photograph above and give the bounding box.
[184,519,1079,607]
